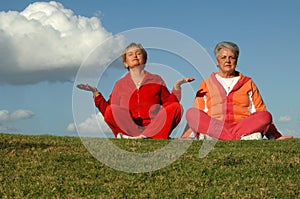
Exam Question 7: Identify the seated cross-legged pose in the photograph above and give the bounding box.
[78,42,194,139]
[182,41,293,140]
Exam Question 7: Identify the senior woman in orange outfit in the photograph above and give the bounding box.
[78,42,194,139]
[182,41,293,140]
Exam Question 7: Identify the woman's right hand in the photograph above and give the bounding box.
[173,77,195,90]
[77,84,97,91]
[77,84,99,96]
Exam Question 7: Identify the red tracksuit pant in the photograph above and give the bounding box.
[186,108,272,140]
[104,102,182,139]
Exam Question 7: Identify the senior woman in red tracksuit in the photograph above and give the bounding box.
[77,42,194,139]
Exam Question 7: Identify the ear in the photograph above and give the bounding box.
[124,62,129,69]
[216,59,220,67]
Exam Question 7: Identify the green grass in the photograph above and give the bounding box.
[0,133,299,198]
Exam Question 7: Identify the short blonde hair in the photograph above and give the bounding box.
[122,42,148,63]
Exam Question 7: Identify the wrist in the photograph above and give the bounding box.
[173,85,181,91]
[93,89,99,96]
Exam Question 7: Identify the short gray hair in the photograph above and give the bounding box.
[214,41,239,59]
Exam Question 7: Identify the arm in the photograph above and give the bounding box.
[76,84,100,97]
[173,77,195,91]
[171,77,195,102]
[76,83,109,116]
[193,81,208,110]
[249,80,267,112]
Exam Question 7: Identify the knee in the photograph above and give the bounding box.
[165,102,181,108]
[165,102,182,113]
[173,102,182,112]
[255,111,272,124]
[264,111,272,123]
[186,107,198,122]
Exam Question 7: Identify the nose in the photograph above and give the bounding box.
[226,56,237,63]
[225,57,231,62]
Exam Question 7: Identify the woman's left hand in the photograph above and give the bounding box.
[173,77,195,90]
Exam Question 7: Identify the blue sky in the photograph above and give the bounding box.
[0,0,300,138]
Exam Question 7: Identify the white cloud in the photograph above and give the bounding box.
[0,1,125,85]
[67,123,76,133]
[0,109,34,133]
[0,110,9,121]
[0,109,34,122]
[10,110,35,120]
[67,113,113,137]
[278,115,292,123]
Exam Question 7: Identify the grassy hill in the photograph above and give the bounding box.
[0,133,299,198]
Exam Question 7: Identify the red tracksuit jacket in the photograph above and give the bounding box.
[94,71,181,127]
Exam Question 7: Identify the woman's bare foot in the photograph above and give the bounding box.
[276,136,294,140]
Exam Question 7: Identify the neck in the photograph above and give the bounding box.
[130,68,145,88]
[130,67,145,77]
[218,71,236,78]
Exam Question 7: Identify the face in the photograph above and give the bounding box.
[123,46,146,69]
[216,48,238,76]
